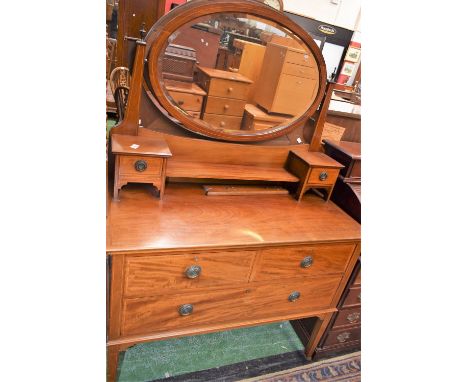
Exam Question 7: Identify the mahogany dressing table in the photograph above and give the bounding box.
[107,2,361,380]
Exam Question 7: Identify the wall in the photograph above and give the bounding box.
[283,0,361,31]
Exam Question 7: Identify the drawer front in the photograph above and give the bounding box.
[285,50,315,68]
[322,326,361,348]
[272,74,317,115]
[207,78,250,100]
[342,286,361,308]
[168,91,203,112]
[307,168,340,186]
[282,62,318,79]
[252,243,355,281]
[203,114,243,130]
[204,96,246,117]
[124,251,255,297]
[119,156,162,176]
[122,276,341,336]
[333,307,361,328]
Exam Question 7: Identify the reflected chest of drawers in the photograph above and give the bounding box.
[197,66,253,130]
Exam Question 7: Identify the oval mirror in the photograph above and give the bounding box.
[145,0,327,142]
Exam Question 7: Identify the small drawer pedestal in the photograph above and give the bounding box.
[287,150,343,201]
[111,134,172,200]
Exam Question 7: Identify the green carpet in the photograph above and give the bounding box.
[117,321,304,382]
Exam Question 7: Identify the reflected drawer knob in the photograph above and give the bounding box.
[337,332,351,343]
[134,160,147,172]
[228,87,233,92]
[288,291,301,302]
[319,172,328,181]
[185,265,202,279]
[220,121,226,127]
[300,256,313,268]
[177,100,184,106]
[346,312,360,323]
[178,304,193,316]
[224,104,230,110]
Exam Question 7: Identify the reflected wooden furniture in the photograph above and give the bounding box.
[107,181,361,381]
[112,134,172,200]
[255,42,319,116]
[162,44,197,83]
[323,140,361,183]
[242,104,290,131]
[197,67,253,130]
[287,150,343,201]
[165,80,207,118]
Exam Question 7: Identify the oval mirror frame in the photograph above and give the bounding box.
[144,0,327,142]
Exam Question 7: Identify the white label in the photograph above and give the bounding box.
[130,144,140,149]
[296,138,302,143]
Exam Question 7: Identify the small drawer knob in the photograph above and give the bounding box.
[228,87,233,92]
[178,304,193,316]
[224,104,230,110]
[288,291,301,302]
[185,265,202,279]
[134,160,147,172]
[300,256,313,268]
[220,121,226,127]
[346,312,360,323]
[319,171,328,181]
[177,100,184,106]
[337,332,351,343]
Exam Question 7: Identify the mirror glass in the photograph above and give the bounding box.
[156,12,320,135]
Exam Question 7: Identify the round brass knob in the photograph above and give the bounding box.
[134,160,147,172]
[288,291,301,302]
[346,312,360,323]
[224,104,230,109]
[300,256,313,268]
[185,265,202,279]
[228,87,233,92]
[220,121,226,127]
[178,304,193,316]
[319,172,328,181]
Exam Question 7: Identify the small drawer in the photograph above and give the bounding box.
[307,168,340,186]
[342,286,361,308]
[119,156,163,176]
[168,91,203,112]
[207,78,251,100]
[322,326,360,348]
[333,307,361,328]
[202,114,243,130]
[251,243,355,281]
[285,50,315,68]
[124,250,256,297]
[204,96,246,117]
[282,62,317,79]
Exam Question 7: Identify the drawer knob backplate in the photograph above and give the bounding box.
[337,332,351,343]
[178,304,193,316]
[319,171,328,181]
[134,160,147,172]
[185,265,202,279]
[346,312,360,323]
[300,256,313,268]
[288,291,301,302]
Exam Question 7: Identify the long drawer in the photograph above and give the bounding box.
[204,96,246,117]
[121,276,341,336]
[251,243,355,281]
[333,307,361,328]
[322,326,360,348]
[124,251,256,297]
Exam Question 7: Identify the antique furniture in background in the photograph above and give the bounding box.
[162,44,197,83]
[112,134,172,200]
[313,139,361,359]
[107,1,361,381]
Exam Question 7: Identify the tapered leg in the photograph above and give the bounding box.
[304,312,334,359]
[107,345,121,382]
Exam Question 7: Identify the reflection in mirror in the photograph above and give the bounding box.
[158,13,320,135]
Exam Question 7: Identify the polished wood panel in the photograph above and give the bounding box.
[282,62,317,79]
[285,48,316,67]
[121,276,341,336]
[107,183,361,253]
[307,168,340,186]
[124,251,256,297]
[111,133,172,157]
[273,74,317,116]
[251,244,355,281]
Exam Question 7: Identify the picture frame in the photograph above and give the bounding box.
[344,46,361,63]
[342,62,355,76]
